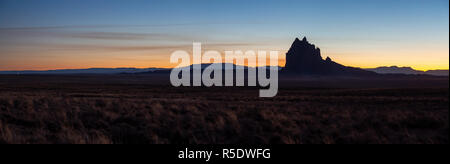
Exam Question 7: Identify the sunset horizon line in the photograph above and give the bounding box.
[1,62,448,72]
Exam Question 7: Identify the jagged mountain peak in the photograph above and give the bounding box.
[284,36,376,76]
[302,37,308,42]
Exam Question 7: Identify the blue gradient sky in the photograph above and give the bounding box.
[0,0,448,70]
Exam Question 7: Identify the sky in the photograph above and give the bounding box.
[0,0,448,71]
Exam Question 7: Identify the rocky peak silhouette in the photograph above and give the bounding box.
[302,37,309,42]
[284,37,376,76]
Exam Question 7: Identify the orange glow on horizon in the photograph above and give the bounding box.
[0,46,448,71]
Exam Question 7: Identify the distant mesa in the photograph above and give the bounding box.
[0,68,167,75]
[283,37,376,76]
[365,66,449,76]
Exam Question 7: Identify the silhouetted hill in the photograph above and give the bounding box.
[179,63,281,71]
[284,37,376,76]
[365,66,449,76]
[0,68,167,75]
[137,63,282,75]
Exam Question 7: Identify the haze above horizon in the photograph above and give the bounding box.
[0,0,448,71]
